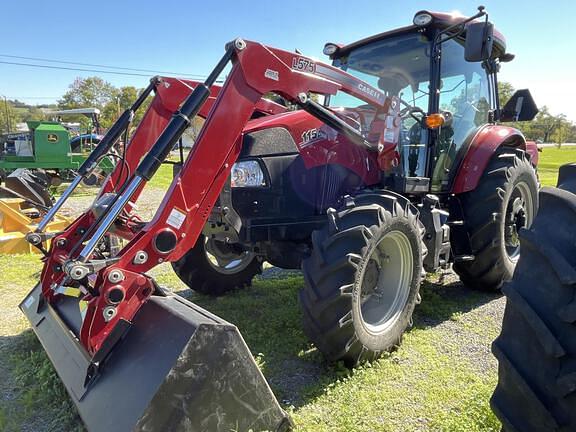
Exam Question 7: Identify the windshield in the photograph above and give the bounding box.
[329,32,432,178]
[329,32,432,110]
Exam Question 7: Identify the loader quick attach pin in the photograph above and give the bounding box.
[65,262,91,280]
[26,232,42,246]
[133,250,148,264]
[108,269,124,283]
[103,305,117,321]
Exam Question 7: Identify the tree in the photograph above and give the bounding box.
[58,77,116,130]
[101,86,140,128]
[59,77,116,110]
[0,99,18,134]
[498,81,515,107]
[498,81,576,143]
[21,106,45,122]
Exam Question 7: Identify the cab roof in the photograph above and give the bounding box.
[332,11,507,60]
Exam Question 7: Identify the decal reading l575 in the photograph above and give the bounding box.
[292,57,315,73]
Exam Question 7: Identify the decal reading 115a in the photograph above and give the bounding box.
[299,127,326,148]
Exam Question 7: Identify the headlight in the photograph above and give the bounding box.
[413,11,433,27]
[231,160,266,187]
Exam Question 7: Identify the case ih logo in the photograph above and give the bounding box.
[357,83,383,101]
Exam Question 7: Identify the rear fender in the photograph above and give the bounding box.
[452,125,534,194]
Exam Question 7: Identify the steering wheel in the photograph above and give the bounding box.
[453,99,481,120]
[399,101,426,123]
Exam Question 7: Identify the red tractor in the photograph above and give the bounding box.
[21,7,539,431]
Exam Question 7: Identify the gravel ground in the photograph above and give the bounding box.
[59,187,165,220]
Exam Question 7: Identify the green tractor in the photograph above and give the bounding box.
[0,108,115,187]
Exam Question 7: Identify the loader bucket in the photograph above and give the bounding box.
[20,284,291,432]
[0,168,52,208]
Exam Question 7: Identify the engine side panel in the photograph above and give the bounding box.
[242,110,381,185]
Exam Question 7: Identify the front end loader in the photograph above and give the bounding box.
[19,37,389,431]
[20,7,540,431]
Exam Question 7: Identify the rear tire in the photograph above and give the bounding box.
[172,235,262,296]
[300,193,424,366]
[491,183,576,431]
[454,147,538,291]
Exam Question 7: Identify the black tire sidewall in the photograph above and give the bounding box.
[172,234,261,295]
[454,148,539,290]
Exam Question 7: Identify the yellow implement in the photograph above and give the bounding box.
[0,198,70,254]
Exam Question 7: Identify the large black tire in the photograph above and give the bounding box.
[172,234,262,296]
[491,182,576,431]
[300,192,425,366]
[454,147,538,291]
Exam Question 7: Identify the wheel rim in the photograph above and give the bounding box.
[358,230,413,334]
[204,238,255,275]
[504,181,534,262]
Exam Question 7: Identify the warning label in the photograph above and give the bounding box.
[166,208,186,229]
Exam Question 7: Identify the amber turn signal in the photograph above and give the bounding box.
[425,113,445,129]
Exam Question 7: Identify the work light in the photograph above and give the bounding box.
[413,12,433,27]
[323,43,339,56]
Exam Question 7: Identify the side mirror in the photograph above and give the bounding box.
[465,21,494,62]
[500,89,539,122]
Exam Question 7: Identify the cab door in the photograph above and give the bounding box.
[431,38,491,192]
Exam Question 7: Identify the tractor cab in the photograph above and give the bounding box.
[324,9,537,194]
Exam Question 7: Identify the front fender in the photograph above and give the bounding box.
[452,125,532,194]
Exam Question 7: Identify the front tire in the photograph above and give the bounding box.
[454,147,538,291]
[172,235,262,296]
[491,180,576,431]
[300,193,424,366]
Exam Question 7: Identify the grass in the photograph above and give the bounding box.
[52,162,174,196]
[0,257,501,432]
[537,145,576,187]
[0,145,574,431]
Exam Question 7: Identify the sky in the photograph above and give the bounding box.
[1,0,575,121]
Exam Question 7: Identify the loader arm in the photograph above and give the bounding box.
[38,38,390,357]
[29,78,286,251]
[20,38,402,432]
